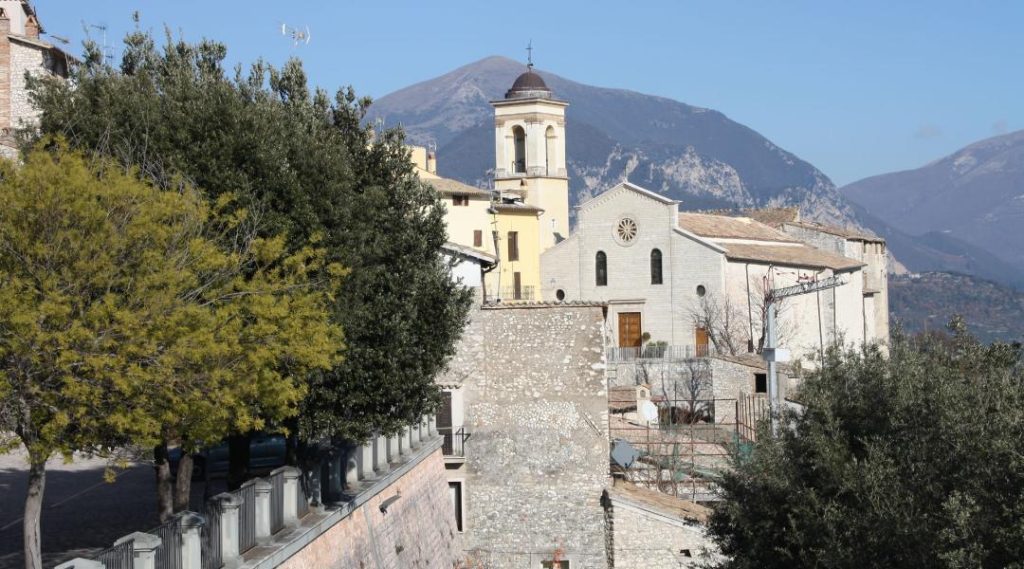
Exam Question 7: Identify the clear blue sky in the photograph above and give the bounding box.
[38,0,1023,186]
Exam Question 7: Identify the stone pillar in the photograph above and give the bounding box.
[374,434,390,473]
[213,492,243,568]
[399,426,410,456]
[359,440,375,479]
[178,512,205,569]
[343,445,360,488]
[386,433,401,464]
[323,448,343,503]
[115,531,161,569]
[281,466,302,527]
[55,559,103,569]
[252,479,273,544]
[427,414,438,437]
[409,423,421,450]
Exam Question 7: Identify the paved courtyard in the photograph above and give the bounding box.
[0,448,221,569]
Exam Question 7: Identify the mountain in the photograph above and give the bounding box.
[842,130,1024,285]
[367,56,858,226]
[890,272,1024,344]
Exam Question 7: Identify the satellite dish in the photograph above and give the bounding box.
[611,438,640,469]
[640,400,659,422]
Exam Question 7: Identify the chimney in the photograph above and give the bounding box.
[426,151,437,174]
[25,14,39,39]
[0,8,10,35]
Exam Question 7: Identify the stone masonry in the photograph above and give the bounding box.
[459,302,611,569]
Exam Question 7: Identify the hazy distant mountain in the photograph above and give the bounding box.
[843,130,1024,285]
[367,56,858,226]
[890,272,1024,343]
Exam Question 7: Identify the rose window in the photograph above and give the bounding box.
[616,217,638,243]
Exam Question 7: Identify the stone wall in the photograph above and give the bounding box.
[460,302,611,569]
[279,443,462,569]
[605,486,717,568]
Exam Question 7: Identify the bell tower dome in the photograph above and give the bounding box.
[492,61,569,251]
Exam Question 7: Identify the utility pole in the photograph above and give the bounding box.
[763,273,848,435]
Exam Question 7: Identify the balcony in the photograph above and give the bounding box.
[439,426,468,458]
[484,285,536,303]
[606,344,715,363]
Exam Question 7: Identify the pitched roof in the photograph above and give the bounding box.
[721,243,865,271]
[491,202,544,214]
[424,177,493,197]
[609,386,639,412]
[441,242,497,264]
[743,207,801,226]
[609,481,711,523]
[678,212,798,243]
[784,221,884,243]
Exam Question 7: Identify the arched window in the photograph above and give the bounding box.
[596,251,607,287]
[512,126,526,173]
[650,249,663,285]
[545,126,556,175]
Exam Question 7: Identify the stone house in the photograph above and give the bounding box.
[0,0,71,158]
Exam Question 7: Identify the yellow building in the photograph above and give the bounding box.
[408,63,566,303]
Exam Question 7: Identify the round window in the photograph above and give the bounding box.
[555,289,566,302]
[696,285,707,297]
[614,217,639,246]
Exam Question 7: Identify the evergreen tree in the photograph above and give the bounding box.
[707,321,1024,569]
[27,30,471,445]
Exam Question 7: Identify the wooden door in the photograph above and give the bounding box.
[618,312,643,348]
[695,327,709,356]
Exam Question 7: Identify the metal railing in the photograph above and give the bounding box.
[484,285,536,303]
[270,469,285,534]
[149,517,183,569]
[95,540,134,569]
[438,427,468,457]
[200,501,222,569]
[606,344,715,362]
[237,482,256,554]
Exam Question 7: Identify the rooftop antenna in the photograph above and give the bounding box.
[84,21,112,63]
[45,33,70,45]
[526,39,533,70]
[762,272,848,436]
[280,23,311,47]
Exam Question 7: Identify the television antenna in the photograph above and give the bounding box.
[45,33,70,45]
[83,21,113,62]
[280,23,311,47]
[762,273,848,436]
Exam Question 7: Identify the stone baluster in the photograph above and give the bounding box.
[427,414,438,437]
[178,512,205,569]
[374,434,390,474]
[359,439,375,479]
[252,479,273,545]
[280,466,302,527]
[212,492,243,568]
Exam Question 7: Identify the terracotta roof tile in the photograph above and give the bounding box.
[721,243,865,271]
[678,212,798,243]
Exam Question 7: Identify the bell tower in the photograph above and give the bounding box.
[491,61,569,252]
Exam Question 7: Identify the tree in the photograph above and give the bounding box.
[706,319,1024,568]
[0,147,340,568]
[27,30,471,450]
[690,292,747,356]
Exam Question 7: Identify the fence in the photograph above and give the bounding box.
[609,397,764,501]
[484,285,536,303]
[237,482,257,554]
[94,540,133,569]
[606,344,714,362]
[149,518,182,569]
[737,392,769,442]
[200,501,222,569]
[438,426,468,457]
[270,469,285,534]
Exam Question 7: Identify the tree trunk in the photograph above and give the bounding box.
[173,452,193,513]
[23,453,46,569]
[154,442,174,522]
[227,434,250,491]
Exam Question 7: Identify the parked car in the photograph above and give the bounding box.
[168,433,287,480]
